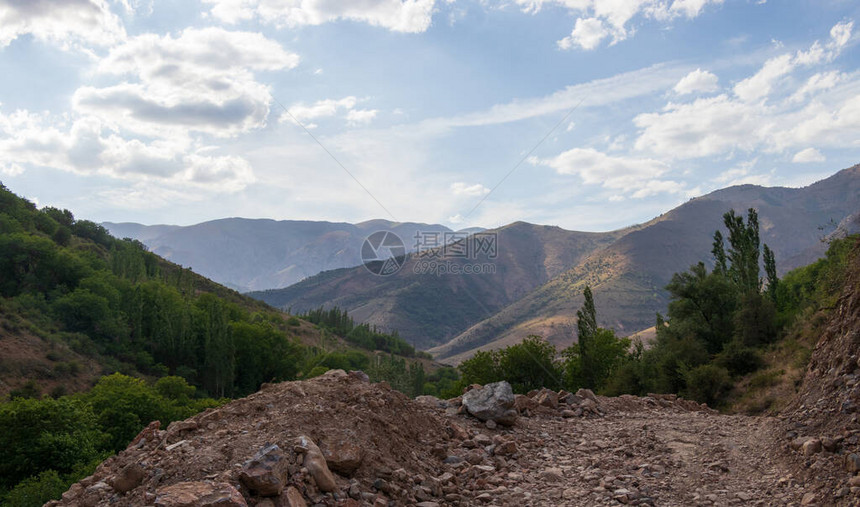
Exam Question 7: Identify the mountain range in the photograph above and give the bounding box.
[103,219,475,292]
[251,165,860,362]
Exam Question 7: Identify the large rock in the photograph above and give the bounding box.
[321,437,364,475]
[239,444,289,496]
[154,481,247,507]
[462,381,517,426]
[297,436,338,492]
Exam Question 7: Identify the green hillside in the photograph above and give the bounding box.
[0,182,438,399]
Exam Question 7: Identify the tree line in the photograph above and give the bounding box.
[458,208,858,407]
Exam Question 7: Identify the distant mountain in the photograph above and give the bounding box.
[103,219,479,292]
[253,165,860,361]
[250,222,631,349]
[432,165,860,363]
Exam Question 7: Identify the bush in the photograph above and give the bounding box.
[716,341,763,376]
[683,364,732,407]
[3,469,69,507]
[0,397,106,488]
[286,316,301,327]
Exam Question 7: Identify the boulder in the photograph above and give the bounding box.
[154,481,247,507]
[462,381,517,426]
[321,437,364,475]
[297,435,338,492]
[348,370,370,383]
[239,444,289,496]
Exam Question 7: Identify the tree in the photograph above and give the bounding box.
[0,397,106,489]
[84,373,167,451]
[577,286,598,388]
[663,262,738,354]
[723,208,762,294]
[712,230,728,275]
[458,350,502,387]
[763,244,778,302]
[497,336,562,393]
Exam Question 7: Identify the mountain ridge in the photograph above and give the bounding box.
[251,165,860,361]
[103,218,479,292]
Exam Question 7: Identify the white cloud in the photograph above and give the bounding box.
[634,94,764,158]
[533,147,674,194]
[285,97,358,124]
[734,21,852,102]
[636,22,860,160]
[558,17,609,50]
[0,108,256,192]
[75,27,299,138]
[674,68,719,95]
[451,182,490,196]
[203,0,439,33]
[281,97,378,127]
[426,62,685,130]
[0,0,125,49]
[792,147,825,163]
[346,109,379,126]
[790,71,842,103]
[630,179,686,198]
[733,53,794,102]
[518,0,723,50]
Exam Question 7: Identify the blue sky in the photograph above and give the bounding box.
[1,0,858,231]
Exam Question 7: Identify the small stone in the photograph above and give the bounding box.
[281,486,307,507]
[495,441,518,456]
[802,439,822,456]
[821,437,840,452]
[801,492,816,505]
[154,481,246,507]
[534,388,559,409]
[846,453,860,473]
[110,462,146,493]
[539,468,564,483]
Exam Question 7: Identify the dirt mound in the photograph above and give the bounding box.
[54,370,459,506]
[53,371,741,507]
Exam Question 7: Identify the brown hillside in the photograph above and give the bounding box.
[433,165,860,363]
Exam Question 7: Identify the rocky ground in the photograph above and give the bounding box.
[51,370,856,507]
[52,246,860,506]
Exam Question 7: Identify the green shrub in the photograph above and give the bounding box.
[683,364,732,406]
[3,470,69,507]
[716,341,763,376]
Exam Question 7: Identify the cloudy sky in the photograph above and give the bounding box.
[1,0,858,231]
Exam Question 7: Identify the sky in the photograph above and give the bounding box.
[0,0,859,232]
